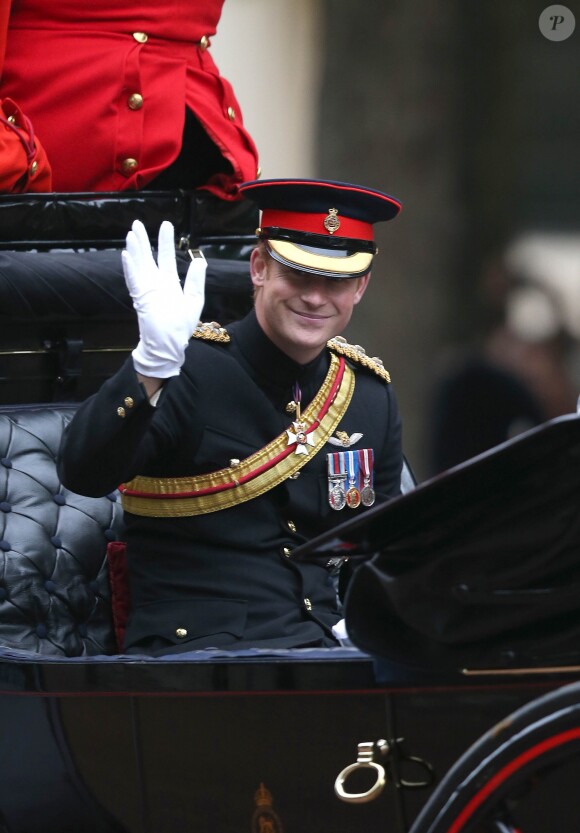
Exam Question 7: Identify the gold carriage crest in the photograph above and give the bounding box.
[251,783,284,833]
[323,207,340,234]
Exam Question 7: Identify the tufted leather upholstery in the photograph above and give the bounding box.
[0,404,123,656]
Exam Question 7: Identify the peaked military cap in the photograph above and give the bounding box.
[239,178,402,279]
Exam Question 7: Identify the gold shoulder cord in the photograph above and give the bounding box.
[327,336,391,383]
[191,321,230,343]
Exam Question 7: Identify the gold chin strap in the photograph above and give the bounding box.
[120,354,355,517]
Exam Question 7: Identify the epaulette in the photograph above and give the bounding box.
[192,321,230,343]
[327,335,391,383]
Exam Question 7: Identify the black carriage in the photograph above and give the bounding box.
[1,192,580,833]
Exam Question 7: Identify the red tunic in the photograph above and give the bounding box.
[1,0,259,196]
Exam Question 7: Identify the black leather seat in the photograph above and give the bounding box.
[0,403,122,656]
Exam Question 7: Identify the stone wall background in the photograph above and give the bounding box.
[216,1,580,478]
[317,0,580,477]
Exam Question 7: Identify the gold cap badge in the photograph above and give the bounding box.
[323,208,340,234]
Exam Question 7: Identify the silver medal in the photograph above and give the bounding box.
[361,484,376,507]
[329,484,347,511]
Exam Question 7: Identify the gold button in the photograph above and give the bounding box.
[6,113,15,124]
[175,628,188,638]
[282,547,292,558]
[304,598,312,611]
[117,406,126,418]
[287,521,297,533]
[133,32,148,43]
[256,166,262,178]
[199,35,209,49]
[227,106,236,121]
[127,93,143,111]
[30,160,38,176]
[124,397,134,408]
[121,158,138,175]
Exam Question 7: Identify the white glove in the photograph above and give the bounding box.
[122,220,206,378]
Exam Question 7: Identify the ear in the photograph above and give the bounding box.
[353,272,371,305]
[250,246,269,290]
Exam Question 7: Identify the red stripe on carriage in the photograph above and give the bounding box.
[446,725,580,833]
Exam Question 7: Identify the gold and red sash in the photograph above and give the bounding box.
[119,354,354,517]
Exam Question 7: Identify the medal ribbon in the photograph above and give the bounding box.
[346,450,359,487]
[359,448,374,481]
[327,451,346,480]
[293,382,302,421]
[345,449,361,508]
[358,447,376,506]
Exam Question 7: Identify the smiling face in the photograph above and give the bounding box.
[250,245,370,365]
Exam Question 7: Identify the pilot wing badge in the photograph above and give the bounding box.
[328,430,363,448]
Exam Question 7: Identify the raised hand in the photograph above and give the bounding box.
[122,220,206,379]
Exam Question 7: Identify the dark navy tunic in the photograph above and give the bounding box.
[58,311,402,654]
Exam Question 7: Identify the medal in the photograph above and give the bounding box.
[345,450,361,509]
[346,487,361,509]
[287,420,315,455]
[327,452,347,510]
[286,382,315,455]
[329,485,347,511]
[360,484,375,507]
[359,447,376,507]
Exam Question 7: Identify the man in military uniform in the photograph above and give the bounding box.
[58,178,403,655]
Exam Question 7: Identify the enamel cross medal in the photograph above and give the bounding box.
[286,383,315,455]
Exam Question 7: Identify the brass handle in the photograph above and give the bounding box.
[334,741,387,804]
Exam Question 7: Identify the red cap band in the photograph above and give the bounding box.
[261,209,374,242]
